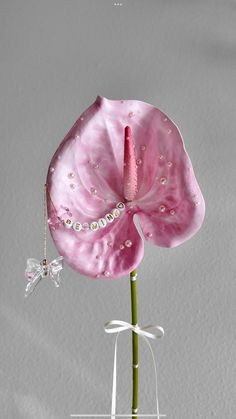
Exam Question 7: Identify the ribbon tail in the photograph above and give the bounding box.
[143,336,160,419]
[111,332,119,419]
[24,272,42,298]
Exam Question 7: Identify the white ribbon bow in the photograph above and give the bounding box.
[104,320,164,419]
[24,256,64,298]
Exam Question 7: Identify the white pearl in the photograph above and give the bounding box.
[170,209,176,215]
[125,240,132,247]
[116,202,125,211]
[90,221,99,231]
[112,208,120,218]
[103,270,111,277]
[167,161,173,167]
[105,213,114,223]
[64,219,73,228]
[90,187,97,194]
[73,222,82,231]
[160,177,167,185]
[98,218,107,228]
[159,205,166,212]
[119,244,125,250]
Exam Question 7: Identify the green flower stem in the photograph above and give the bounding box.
[130,269,138,418]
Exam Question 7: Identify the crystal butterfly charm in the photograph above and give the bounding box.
[24,256,64,298]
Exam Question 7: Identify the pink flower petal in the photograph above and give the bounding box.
[47,207,144,279]
[47,95,205,277]
[136,120,205,247]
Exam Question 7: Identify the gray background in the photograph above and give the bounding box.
[0,0,235,418]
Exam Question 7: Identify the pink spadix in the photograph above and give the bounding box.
[123,126,138,202]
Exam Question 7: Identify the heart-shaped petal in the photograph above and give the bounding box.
[47,96,205,278]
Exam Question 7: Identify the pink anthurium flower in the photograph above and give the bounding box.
[46,95,205,279]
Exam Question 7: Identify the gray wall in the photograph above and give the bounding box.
[0,1,235,418]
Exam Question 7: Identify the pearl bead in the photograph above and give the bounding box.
[128,111,135,118]
[90,221,99,231]
[116,202,125,211]
[159,154,164,160]
[104,270,111,277]
[163,117,168,122]
[82,222,90,230]
[119,244,125,250]
[70,183,76,190]
[93,163,100,169]
[159,205,166,212]
[76,134,80,140]
[167,129,172,134]
[167,161,173,167]
[140,145,146,151]
[105,213,114,223]
[80,117,84,121]
[147,232,153,238]
[64,219,73,228]
[160,177,167,185]
[98,218,107,228]
[68,172,75,178]
[125,240,132,247]
[90,187,97,194]
[50,167,55,173]
[73,222,82,231]
[107,241,113,247]
[170,209,176,215]
[136,158,142,166]
[112,208,120,218]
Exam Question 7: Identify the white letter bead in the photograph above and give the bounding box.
[105,213,114,223]
[98,218,107,228]
[112,208,120,218]
[64,219,73,228]
[73,222,82,231]
[116,202,125,211]
[90,221,99,231]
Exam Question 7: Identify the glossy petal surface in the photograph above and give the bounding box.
[47,96,205,278]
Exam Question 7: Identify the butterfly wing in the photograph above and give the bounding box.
[25,269,42,298]
[48,256,64,288]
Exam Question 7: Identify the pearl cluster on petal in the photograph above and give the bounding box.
[63,202,126,232]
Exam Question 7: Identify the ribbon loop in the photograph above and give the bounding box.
[104,320,164,419]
